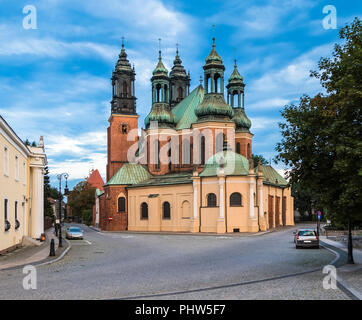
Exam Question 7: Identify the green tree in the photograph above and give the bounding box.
[68,181,96,221]
[252,154,268,168]
[276,18,362,263]
[43,166,62,219]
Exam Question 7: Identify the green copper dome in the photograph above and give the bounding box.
[152,51,168,76]
[232,107,251,131]
[228,59,244,83]
[200,150,249,176]
[145,103,176,128]
[170,48,188,79]
[205,38,223,66]
[195,93,234,121]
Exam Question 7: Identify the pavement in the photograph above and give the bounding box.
[320,235,362,299]
[0,223,360,299]
[0,227,68,271]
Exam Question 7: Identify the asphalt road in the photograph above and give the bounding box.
[0,223,350,299]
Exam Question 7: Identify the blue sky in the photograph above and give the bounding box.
[0,0,361,189]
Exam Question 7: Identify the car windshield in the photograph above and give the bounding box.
[298,230,316,236]
[69,228,81,232]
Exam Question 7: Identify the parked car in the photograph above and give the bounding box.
[293,228,319,248]
[66,227,84,240]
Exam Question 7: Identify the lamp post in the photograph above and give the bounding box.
[57,173,69,248]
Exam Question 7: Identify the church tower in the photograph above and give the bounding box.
[169,45,190,108]
[107,41,139,181]
[227,59,253,159]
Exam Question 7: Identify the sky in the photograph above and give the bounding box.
[0,0,361,189]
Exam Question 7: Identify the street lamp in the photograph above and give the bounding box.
[57,173,69,248]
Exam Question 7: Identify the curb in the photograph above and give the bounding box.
[320,241,361,300]
[0,238,72,271]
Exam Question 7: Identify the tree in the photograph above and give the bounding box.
[67,181,96,221]
[252,154,268,168]
[276,18,362,263]
[24,139,37,147]
[291,182,315,219]
[44,166,62,219]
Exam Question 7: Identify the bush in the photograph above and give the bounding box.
[82,209,93,226]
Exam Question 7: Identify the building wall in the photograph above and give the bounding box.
[0,128,28,253]
[99,185,128,231]
[128,184,193,232]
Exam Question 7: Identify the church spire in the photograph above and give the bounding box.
[111,39,137,115]
[170,43,190,107]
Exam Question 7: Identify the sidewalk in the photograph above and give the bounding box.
[321,236,362,299]
[0,228,65,271]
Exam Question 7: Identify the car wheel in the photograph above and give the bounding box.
[296,245,300,249]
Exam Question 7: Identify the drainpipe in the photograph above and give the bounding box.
[225,176,228,232]
[199,176,202,233]
[256,175,260,231]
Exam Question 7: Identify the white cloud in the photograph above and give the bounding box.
[48,152,107,180]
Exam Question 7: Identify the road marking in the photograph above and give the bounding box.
[84,240,92,245]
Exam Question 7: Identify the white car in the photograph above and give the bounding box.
[294,228,319,249]
[66,227,84,240]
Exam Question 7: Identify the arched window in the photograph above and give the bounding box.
[207,193,217,207]
[216,133,224,153]
[122,81,127,97]
[236,142,240,154]
[156,84,161,102]
[164,84,168,103]
[214,74,221,93]
[154,139,160,170]
[168,140,172,171]
[230,193,242,206]
[182,139,190,165]
[200,135,205,165]
[141,202,148,220]
[118,197,126,212]
[178,87,183,100]
[163,201,171,219]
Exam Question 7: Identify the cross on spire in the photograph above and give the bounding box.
[158,38,162,59]
[121,36,125,48]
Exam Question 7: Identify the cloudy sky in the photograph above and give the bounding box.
[0,0,360,189]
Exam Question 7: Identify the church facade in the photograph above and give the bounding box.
[95,39,294,233]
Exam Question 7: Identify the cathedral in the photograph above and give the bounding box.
[94,38,294,233]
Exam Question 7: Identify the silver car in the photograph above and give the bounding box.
[66,227,84,240]
[294,228,319,249]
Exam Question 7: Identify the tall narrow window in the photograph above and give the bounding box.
[4,199,10,231]
[15,155,19,181]
[200,136,205,165]
[236,142,240,154]
[168,140,172,171]
[207,193,217,207]
[122,81,127,97]
[4,146,9,176]
[154,140,160,170]
[178,87,183,100]
[23,162,26,185]
[141,202,148,220]
[118,197,126,212]
[15,201,20,229]
[182,139,190,165]
[216,133,224,153]
[247,143,251,159]
[163,201,171,219]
